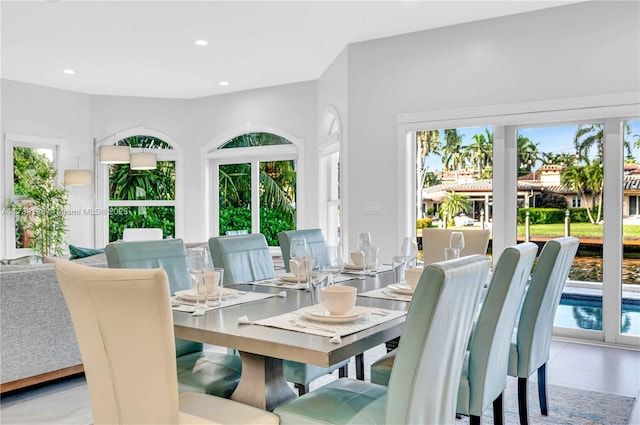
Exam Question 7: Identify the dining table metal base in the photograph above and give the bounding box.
[230,351,297,411]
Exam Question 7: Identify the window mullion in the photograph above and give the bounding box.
[251,161,260,234]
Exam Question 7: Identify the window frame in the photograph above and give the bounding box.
[204,126,304,240]
[397,92,639,348]
[2,133,64,259]
[95,128,183,246]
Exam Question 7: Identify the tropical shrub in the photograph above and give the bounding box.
[416,217,433,229]
[218,206,293,246]
[517,207,600,224]
[109,206,175,242]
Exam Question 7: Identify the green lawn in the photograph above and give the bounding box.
[516,222,640,240]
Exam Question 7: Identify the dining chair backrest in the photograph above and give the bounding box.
[208,234,275,285]
[510,237,579,378]
[55,260,180,424]
[105,239,201,357]
[278,229,327,272]
[105,239,192,295]
[462,242,537,415]
[122,227,163,241]
[386,254,491,424]
[422,228,491,266]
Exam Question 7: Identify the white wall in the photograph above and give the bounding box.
[1,79,93,252]
[190,81,317,241]
[344,1,640,261]
[3,1,638,259]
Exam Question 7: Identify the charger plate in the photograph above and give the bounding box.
[175,287,235,302]
[299,305,369,323]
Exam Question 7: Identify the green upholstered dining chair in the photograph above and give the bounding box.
[104,239,242,398]
[274,255,491,425]
[508,237,579,425]
[208,233,350,396]
[277,229,328,273]
[55,260,278,425]
[370,242,537,425]
[208,234,276,285]
[277,228,367,381]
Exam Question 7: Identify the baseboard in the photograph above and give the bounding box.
[0,365,84,393]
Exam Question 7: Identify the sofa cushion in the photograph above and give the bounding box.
[69,245,105,260]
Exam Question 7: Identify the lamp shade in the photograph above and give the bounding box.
[130,152,157,170]
[99,145,130,164]
[64,170,92,186]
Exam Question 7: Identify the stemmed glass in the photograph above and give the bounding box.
[358,232,372,275]
[449,232,465,259]
[187,247,213,311]
[290,238,309,287]
[401,237,419,268]
[323,246,344,286]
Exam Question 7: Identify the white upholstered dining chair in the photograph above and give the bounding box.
[422,228,491,266]
[55,260,278,425]
[274,255,491,425]
[122,227,163,241]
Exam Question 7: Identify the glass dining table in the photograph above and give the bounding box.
[172,270,410,411]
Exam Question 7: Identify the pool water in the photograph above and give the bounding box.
[554,293,640,335]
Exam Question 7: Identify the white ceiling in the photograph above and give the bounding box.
[1,1,579,99]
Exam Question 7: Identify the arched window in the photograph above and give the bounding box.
[96,130,182,245]
[208,131,300,246]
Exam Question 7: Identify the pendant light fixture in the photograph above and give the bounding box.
[64,157,92,186]
[130,151,157,170]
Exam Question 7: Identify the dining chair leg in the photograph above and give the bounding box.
[518,377,530,425]
[355,353,364,380]
[493,392,504,425]
[338,364,348,378]
[294,383,309,396]
[538,363,548,416]
[470,415,482,425]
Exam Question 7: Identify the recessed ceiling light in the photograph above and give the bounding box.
[219,81,229,86]
[63,69,75,75]
[194,40,208,46]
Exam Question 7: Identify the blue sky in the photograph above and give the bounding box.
[422,119,640,173]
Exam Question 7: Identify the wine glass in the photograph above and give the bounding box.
[323,246,344,285]
[290,238,309,287]
[187,247,213,311]
[401,237,419,267]
[449,232,465,259]
[357,232,372,274]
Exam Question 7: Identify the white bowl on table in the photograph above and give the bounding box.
[321,286,357,315]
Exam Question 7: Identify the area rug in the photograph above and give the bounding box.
[455,379,636,425]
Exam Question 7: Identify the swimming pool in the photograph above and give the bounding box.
[554,293,640,335]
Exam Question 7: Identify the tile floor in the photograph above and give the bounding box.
[1,340,638,424]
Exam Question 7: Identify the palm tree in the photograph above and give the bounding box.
[584,159,604,224]
[441,129,465,173]
[517,135,539,176]
[541,152,577,168]
[561,165,596,224]
[417,130,441,158]
[574,123,634,162]
[462,130,492,173]
[439,191,472,225]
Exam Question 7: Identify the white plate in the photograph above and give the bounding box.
[299,306,369,323]
[279,273,307,283]
[175,288,234,302]
[309,309,361,319]
[343,263,364,270]
[387,283,415,295]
